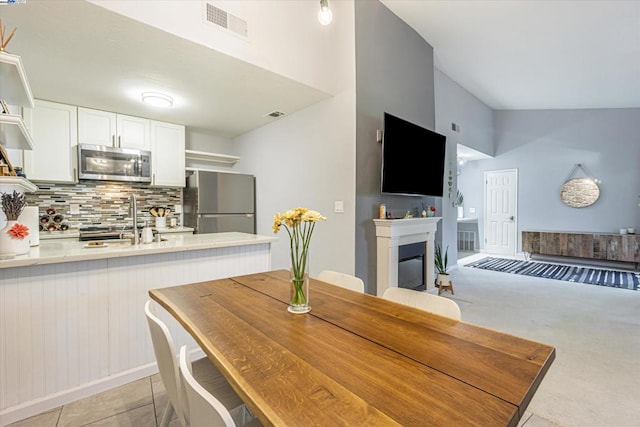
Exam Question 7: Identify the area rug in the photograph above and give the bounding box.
[465,257,639,291]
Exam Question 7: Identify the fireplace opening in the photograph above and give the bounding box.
[398,242,425,291]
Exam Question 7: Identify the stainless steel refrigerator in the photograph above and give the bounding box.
[183,171,256,234]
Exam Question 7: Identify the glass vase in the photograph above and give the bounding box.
[288,264,311,314]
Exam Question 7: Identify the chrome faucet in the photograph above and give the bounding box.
[129,194,140,244]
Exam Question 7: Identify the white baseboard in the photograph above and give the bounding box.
[0,363,158,427]
[0,348,205,426]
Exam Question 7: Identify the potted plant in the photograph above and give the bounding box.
[434,244,449,287]
[0,190,30,256]
[454,189,464,218]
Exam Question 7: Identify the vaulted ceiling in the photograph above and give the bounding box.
[381,0,640,110]
[4,1,638,141]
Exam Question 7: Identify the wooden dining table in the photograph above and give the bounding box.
[149,270,555,427]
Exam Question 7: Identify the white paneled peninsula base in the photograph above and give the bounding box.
[0,233,276,426]
[374,217,441,296]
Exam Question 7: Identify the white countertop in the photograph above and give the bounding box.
[155,226,195,234]
[39,230,81,240]
[0,232,277,269]
[39,226,195,240]
[457,218,478,223]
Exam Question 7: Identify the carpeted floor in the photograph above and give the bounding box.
[465,257,639,291]
[451,259,640,427]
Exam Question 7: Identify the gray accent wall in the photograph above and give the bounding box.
[458,108,640,252]
[355,0,437,292]
[435,69,494,157]
[434,69,494,264]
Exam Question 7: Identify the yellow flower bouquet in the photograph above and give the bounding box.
[273,207,326,313]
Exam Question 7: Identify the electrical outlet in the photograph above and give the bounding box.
[70,203,80,214]
[469,207,476,214]
[334,201,344,214]
[173,205,182,214]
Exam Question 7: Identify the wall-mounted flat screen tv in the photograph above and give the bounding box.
[381,112,446,197]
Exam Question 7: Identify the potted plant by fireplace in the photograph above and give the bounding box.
[434,244,450,288]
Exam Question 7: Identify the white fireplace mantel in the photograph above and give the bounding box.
[373,217,441,296]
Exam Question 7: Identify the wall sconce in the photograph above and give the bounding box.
[318,0,333,25]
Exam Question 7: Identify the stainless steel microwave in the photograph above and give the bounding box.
[78,144,152,183]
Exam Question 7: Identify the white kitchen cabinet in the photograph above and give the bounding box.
[117,114,150,150]
[78,107,150,150]
[150,120,185,187]
[23,100,78,183]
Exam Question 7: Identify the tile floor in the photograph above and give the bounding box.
[8,253,640,426]
[8,373,553,427]
[7,374,176,427]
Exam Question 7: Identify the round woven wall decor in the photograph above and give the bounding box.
[560,178,600,208]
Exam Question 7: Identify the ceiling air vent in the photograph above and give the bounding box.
[204,2,248,38]
[266,111,286,118]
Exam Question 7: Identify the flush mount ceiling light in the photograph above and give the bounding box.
[141,92,173,108]
[318,0,333,25]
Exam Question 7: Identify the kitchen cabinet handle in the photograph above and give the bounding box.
[73,167,77,182]
[118,135,121,147]
[112,135,115,146]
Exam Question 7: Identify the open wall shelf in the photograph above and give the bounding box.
[0,114,35,150]
[0,52,35,108]
[1,52,35,152]
[0,175,38,193]
[185,150,240,165]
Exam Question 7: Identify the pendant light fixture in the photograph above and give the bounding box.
[318,0,333,25]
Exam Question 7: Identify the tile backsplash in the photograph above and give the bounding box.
[25,181,182,231]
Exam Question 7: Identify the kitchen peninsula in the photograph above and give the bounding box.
[0,232,277,425]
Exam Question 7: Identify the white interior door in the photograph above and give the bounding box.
[484,169,517,255]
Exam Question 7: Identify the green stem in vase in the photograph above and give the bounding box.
[291,277,307,305]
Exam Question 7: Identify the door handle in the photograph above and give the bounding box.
[510,216,515,221]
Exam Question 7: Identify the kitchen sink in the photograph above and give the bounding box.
[80,227,167,244]
[80,228,130,241]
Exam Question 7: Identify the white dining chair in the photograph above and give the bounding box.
[179,345,261,427]
[317,270,365,293]
[382,287,462,320]
[144,300,245,427]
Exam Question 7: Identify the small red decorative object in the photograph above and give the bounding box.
[7,223,29,240]
[429,206,436,212]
